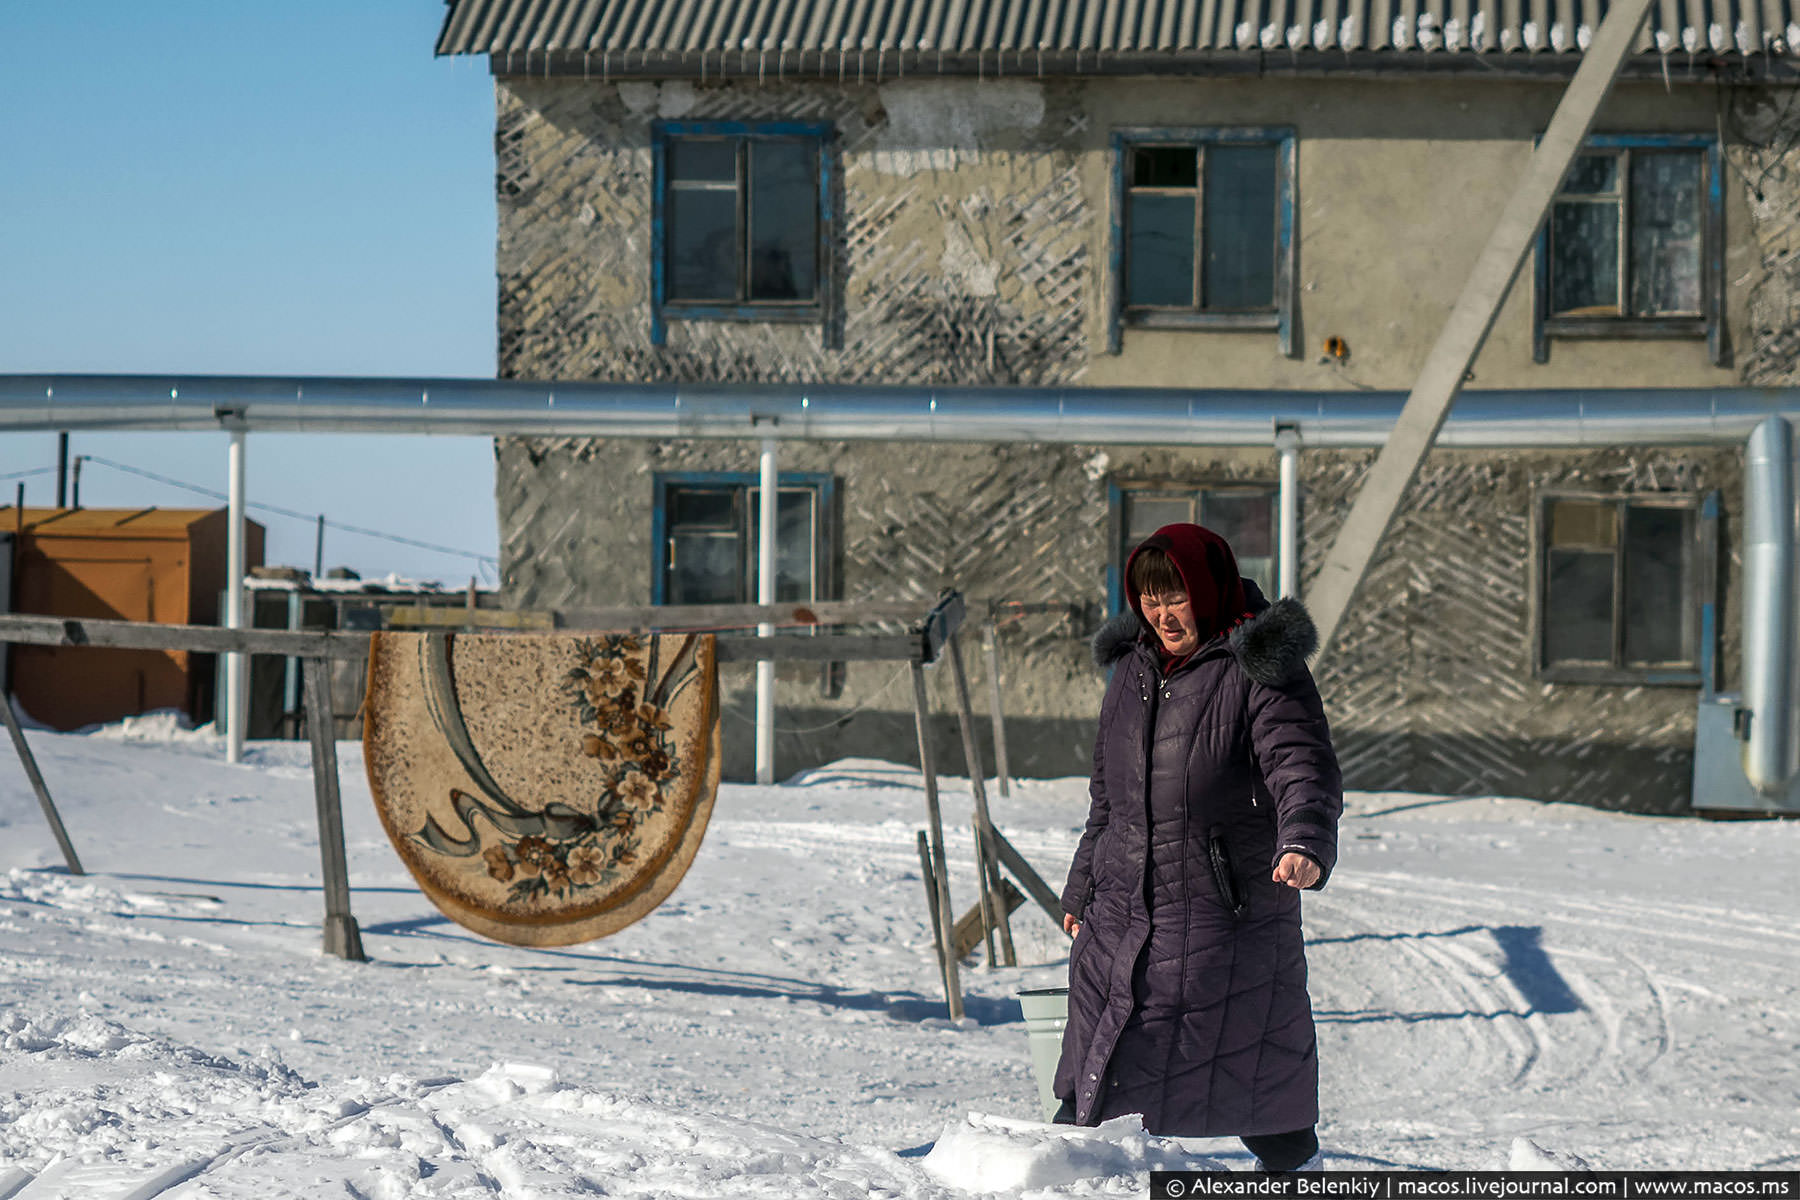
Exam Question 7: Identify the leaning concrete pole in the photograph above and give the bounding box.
[1308,0,1655,659]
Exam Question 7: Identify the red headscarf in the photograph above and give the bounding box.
[1124,523,1252,652]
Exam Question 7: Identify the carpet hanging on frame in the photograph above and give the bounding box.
[363,631,721,947]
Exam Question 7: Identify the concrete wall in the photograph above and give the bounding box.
[491,71,1773,811]
[499,434,1741,813]
[493,73,1759,387]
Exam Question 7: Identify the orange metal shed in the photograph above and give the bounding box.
[4,507,265,731]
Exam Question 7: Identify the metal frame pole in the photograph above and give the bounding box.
[225,431,248,764]
[755,437,777,784]
[910,662,964,1019]
[0,694,83,874]
[302,656,364,961]
[1305,0,1656,657]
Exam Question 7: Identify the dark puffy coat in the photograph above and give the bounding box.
[1054,582,1343,1136]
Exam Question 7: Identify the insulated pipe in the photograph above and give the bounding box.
[1741,416,1799,793]
[225,430,248,765]
[11,375,1800,448]
[1276,424,1300,600]
[756,437,777,786]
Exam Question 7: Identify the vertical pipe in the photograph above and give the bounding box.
[1276,424,1300,599]
[55,434,68,508]
[1741,416,1796,792]
[70,457,82,509]
[314,513,326,579]
[225,431,248,765]
[755,437,777,784]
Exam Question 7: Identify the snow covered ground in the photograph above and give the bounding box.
[2,716,1798,1196]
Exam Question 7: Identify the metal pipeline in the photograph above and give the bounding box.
[8,374,1800,447]
[1741,416,1800,793]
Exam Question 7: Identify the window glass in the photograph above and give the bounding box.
[667,188,738,301]
[1629,152,1702,316]
[1622,505,1694,662]
[663,481,821,606]
[1118,488,1277,606]
[1125,194,1196,307]
[1203,145,1278,310]
[1549,499,1617,548]
[1561,153,1619,194]
[1545,550,1615,663]
[747,141,818,302]
[669,138,737,182]
[659,127,826,317]
[670,487,736,528]
[668,533,741,604]
[1539,495,1705,677]
[748,489,817,603]
[1551,201,1620,315]
[1133,146,1198,188]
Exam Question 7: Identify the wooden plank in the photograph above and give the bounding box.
[388,600,930,632]
[0,613,369,660]
[911,663,963,1022]
[713,634,925,663]
[988,828,1064,927]
[302,658,365,963]
[1307,0,1655,658]
[0,693,83,875]
[982,622,1012,798]
[949,632,1015,967]
[916,830,950,1001]
[952,879,1025,960]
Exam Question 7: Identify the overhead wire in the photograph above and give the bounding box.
[73,454,499,577]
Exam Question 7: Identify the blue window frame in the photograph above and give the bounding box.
[651,121,835,346]
[1533,133,1725,365]
[1106,480,1281,615]
[651,472,836,606]
[1108,127,1298,358]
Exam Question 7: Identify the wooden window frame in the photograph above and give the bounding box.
[1106,480,1283,615]
[651,121,837,346]
[1107,127,1299,358]
[650,472,836,607]
[1529,488,1719,687]
[1532,133,1724,366]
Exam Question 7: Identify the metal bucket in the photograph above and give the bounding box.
[1017,986,1069,1122]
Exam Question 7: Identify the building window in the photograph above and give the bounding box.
[651,473,835,606]
[1534,491,1717,685]
[1534,135,1723,365]
[1107,483,1280,614]
[651,121,834,346]
[1108,127,1298,358]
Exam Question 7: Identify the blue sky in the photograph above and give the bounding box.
[0,2,502,584]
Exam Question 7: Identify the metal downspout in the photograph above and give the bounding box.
[1276,424,1300,600]
[1741,416,1799,793]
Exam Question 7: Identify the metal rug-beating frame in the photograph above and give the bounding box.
[363,629,721,947]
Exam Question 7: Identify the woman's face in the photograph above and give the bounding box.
[1140,590,1199,656]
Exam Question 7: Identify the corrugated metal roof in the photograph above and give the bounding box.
[436,0,1800,64]
[4,507,224,539]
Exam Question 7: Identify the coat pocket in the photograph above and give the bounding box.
[1207,833,1247,917]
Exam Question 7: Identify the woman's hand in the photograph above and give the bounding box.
[1271,852,1321,890]
[1063,912,1081,938]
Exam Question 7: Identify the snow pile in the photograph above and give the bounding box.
[2,733,1798,1188]
[923,1113,1219,1192]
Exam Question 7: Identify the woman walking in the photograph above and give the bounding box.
[1053,523,1342,1173]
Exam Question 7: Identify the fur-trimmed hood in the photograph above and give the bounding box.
[1090,580,1319,687]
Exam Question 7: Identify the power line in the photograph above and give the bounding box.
[75,455,499,571]
[0,467,58,482]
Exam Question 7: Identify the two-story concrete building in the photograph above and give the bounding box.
[435,0,1800,810]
